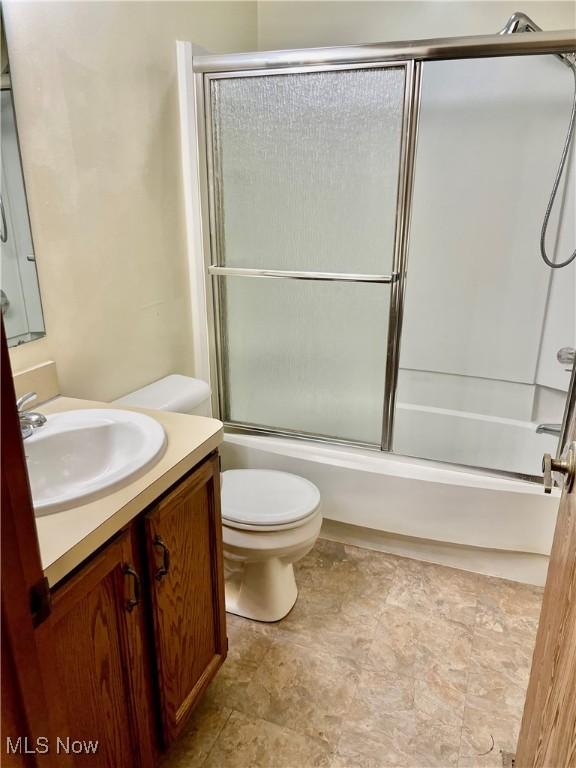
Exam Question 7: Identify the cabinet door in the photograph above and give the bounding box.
[50,530,155,768]
[145,453,227,746]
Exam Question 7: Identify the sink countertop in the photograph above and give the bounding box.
[33,397,223,587]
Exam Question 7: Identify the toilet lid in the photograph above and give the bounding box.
[221,470,321,527]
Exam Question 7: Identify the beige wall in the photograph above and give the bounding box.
[256,1,575,49]
[6,1,256,401]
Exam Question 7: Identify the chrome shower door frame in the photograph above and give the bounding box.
[192,29,576,462]
[199,59,418,450]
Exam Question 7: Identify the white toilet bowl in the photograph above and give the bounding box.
[221,469,322,622]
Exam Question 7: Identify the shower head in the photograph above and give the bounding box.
[500,11,576,68]
[500,11,542,35]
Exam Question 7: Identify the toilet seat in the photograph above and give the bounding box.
[221,469,321,531]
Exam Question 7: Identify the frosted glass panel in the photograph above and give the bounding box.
[211,68,405,273]
[222,277,389,444]
[395,55,573,475]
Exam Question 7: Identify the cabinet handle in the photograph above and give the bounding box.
[122,564,141,612]
[153,535,171,581]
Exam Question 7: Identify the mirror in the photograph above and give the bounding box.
[0,17,45,347]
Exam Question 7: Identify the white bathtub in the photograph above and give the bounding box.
[220,431,560,585]
[394,402,559,477]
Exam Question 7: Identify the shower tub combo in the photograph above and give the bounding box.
[177,18,576,585]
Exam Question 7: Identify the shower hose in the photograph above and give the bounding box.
[541,61,576,269]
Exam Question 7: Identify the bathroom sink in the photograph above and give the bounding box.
[26,409,167,516]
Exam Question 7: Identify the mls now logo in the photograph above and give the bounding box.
[6,737,99,755]
[56,737,99,754]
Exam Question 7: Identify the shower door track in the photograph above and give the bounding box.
[192,30,575,74]
[190,29,576,479]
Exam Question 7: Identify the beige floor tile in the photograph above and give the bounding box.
[370,604,474,679]
[460,714,520,763]
[337,711,419,768]
[346,666,416,732]
[335,669,464,766]
[338,712,461,768]
[413,663,468,726]
[205,658,263,714]
[342,658,464,760]
[367,604,420,676]
[299,540,397,617]
[461,666,525,764]
[262,576,379,661]
[465,669,527,724]
[469,626,534,690]
[203,710,333,768]
[237,639,361,746]
[414,616,474,676]
[297,536,395,572]
[458,753,507,768]
[386,558,479,628]
[226,613,275,667]
[342,542,400,583]
[475,577,542,638]
[408,721,462,767]
[161,699,231,768]
[206,611,278,713]
[329,748,390,768]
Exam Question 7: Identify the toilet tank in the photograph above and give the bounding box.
[113,375,211,416]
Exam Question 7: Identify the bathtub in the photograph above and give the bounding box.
[394,402,559,477]
[220,430,560,585]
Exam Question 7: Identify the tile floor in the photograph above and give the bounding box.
[163,539,543,768]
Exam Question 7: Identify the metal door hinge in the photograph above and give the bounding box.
[30,576,51,626]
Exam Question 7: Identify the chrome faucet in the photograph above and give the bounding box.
[557,347,575,371]
[536,423,562,437]
[536,348,575,437]
[17,392,47,439]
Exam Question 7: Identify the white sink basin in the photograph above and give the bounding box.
[26,409,167,516]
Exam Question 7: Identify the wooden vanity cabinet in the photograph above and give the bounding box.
[49,529,156,768]
[144,453,227,746]
[48,452,227,763]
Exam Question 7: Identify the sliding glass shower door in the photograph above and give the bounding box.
[395,54,575,476]
[205,65,411,445]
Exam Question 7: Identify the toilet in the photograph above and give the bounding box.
[113,375,322,622]
[221,469,321,621]
[113,374,212,416]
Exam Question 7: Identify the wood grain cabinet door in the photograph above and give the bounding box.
[144,453,227,746]
[50,530,155,768]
